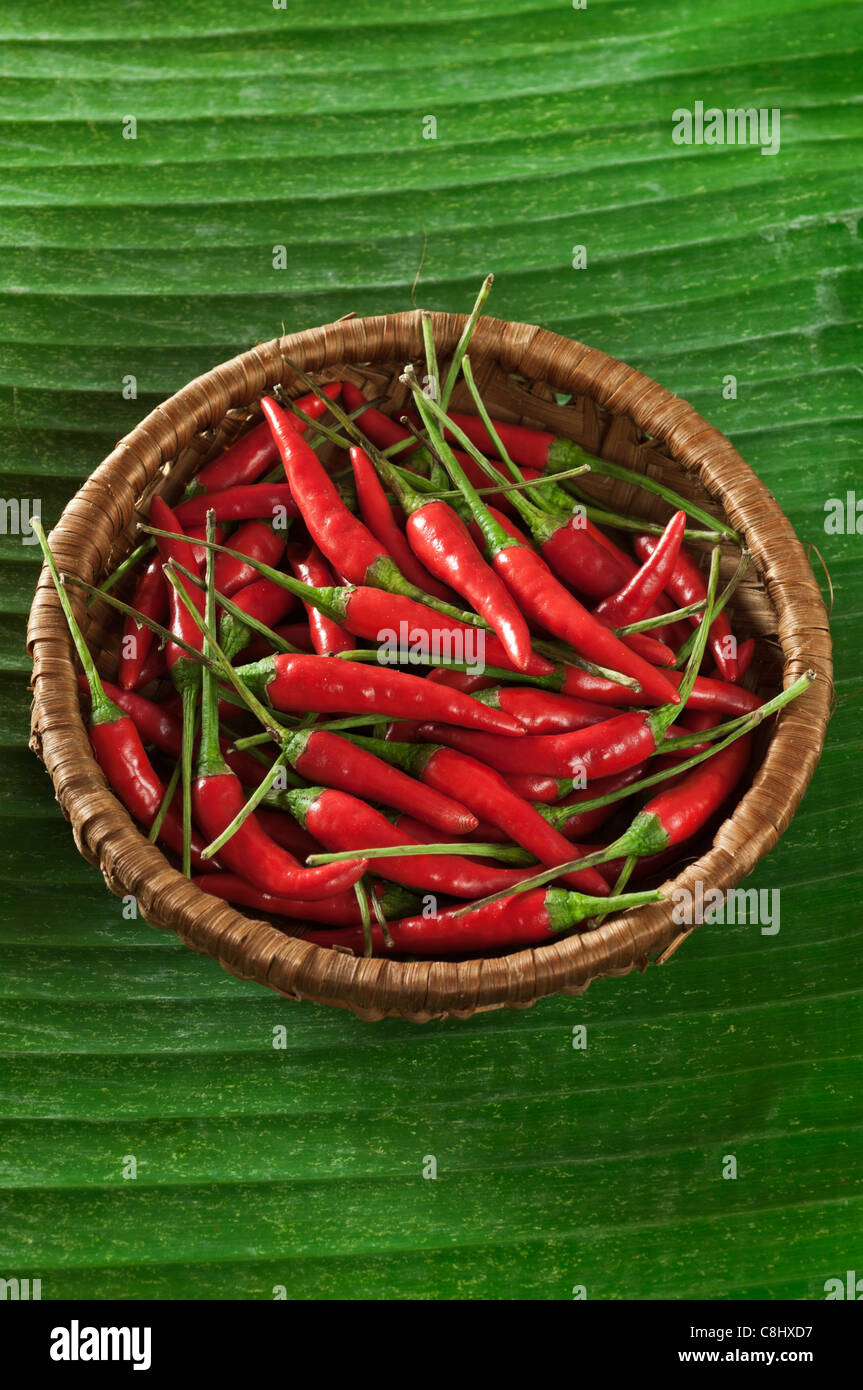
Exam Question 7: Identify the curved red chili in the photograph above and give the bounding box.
[281,727,478,836]
[237,653,527,737]
[342,736,609,896]
[195,383,342,493]
[119,552,165,691]
[349,444,454,602]
[287,545,354,656]
[633,533,738,682]
[594,511,686,626]
[176,484,299,529]
[212,518,284,598]
[285,787,539,899]
[299,885,658,957]
[218,575,297,660]
[474,687,612,735]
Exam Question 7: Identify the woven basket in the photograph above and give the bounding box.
[27,312,832,1021]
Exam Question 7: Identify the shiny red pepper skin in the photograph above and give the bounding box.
[78,675,182,755]
[416,711,658,780]
[330,583,554,679]
[634,534,738,682]
[595,511,686,626]
[381,743,608,896]
[554,663,762,715]
[620,630,675,667]
[89,677,272,786]
[195,383,342,493]
[255,809,324,860]
[212,519,285,598]
[488,522,680,705]
[218,576,297,659]
[342,380,413,452]
[150,495,205,679]
[119,553,165,690]
[477,687,612,735]
[89,716,211,868]
[287,545,354,656]
[292,787,538,899]
[176,484,299,529]
[299,886,624,956]
[239,653,527,737]
[627,734,753,853]
[287,729,478,836]
[349,445,454,602]
[119,518,219,692]
[193,872,371,925]
[262,397,390,585]
[191,771,367,900]
[405,499,534,671]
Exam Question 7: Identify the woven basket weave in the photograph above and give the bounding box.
[27,312,832,1021]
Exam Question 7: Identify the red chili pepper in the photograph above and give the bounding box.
[195,383,342,493]
[218,576,297,660]
[261,396,402,589]
[618,631,676,668]
[633,534,738,682]
[403,496,534,671]
[474,504,679,705]
[502,772,569,803]
[176,484,299,529]
[237,620,314,662]
[78,675,182,756]
[474,687,612,735]
[254,808,324,860]
[342,380,414,452]
[133,642,167,690]
[81,675,274,788]
[193,872,371,925]
[237,653,527,736]
[594,511,686,626]
[298,884,658,957]
[193,872,414,927]
[212,518,284,598]
[287,545,354,656]
[286,787,542,899]
[118,552,165,690]
[415,709,662,779]
[279,728,478,835]
[333,411,534,668]
[190,611,368,898]
[342,737,609,895]
[598,733,753,861]
[34,523,212,871]
[548,662,762,715]
[541,764,650,838]
[349,445,454,602]
[425,668,496,693]
[150,496,206,679]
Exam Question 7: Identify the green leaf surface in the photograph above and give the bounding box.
[1,0,860,1301]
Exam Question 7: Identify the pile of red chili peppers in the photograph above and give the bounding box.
[35,280,814,960]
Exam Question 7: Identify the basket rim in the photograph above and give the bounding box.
[27,310,833,1021]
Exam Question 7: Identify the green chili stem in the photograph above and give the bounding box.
[201,748,290,859]
[548,447,741,542]
[87,538,154,608]
[440,274,493,410]
[148,757,181,844]
[29,519,117,723]
[674,550,751,668]
[615,599,707,636]
[163,565,283,742]
[421,311,441,402]
[306,841,535,866]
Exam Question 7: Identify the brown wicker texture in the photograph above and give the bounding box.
[27,312,833,1021]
